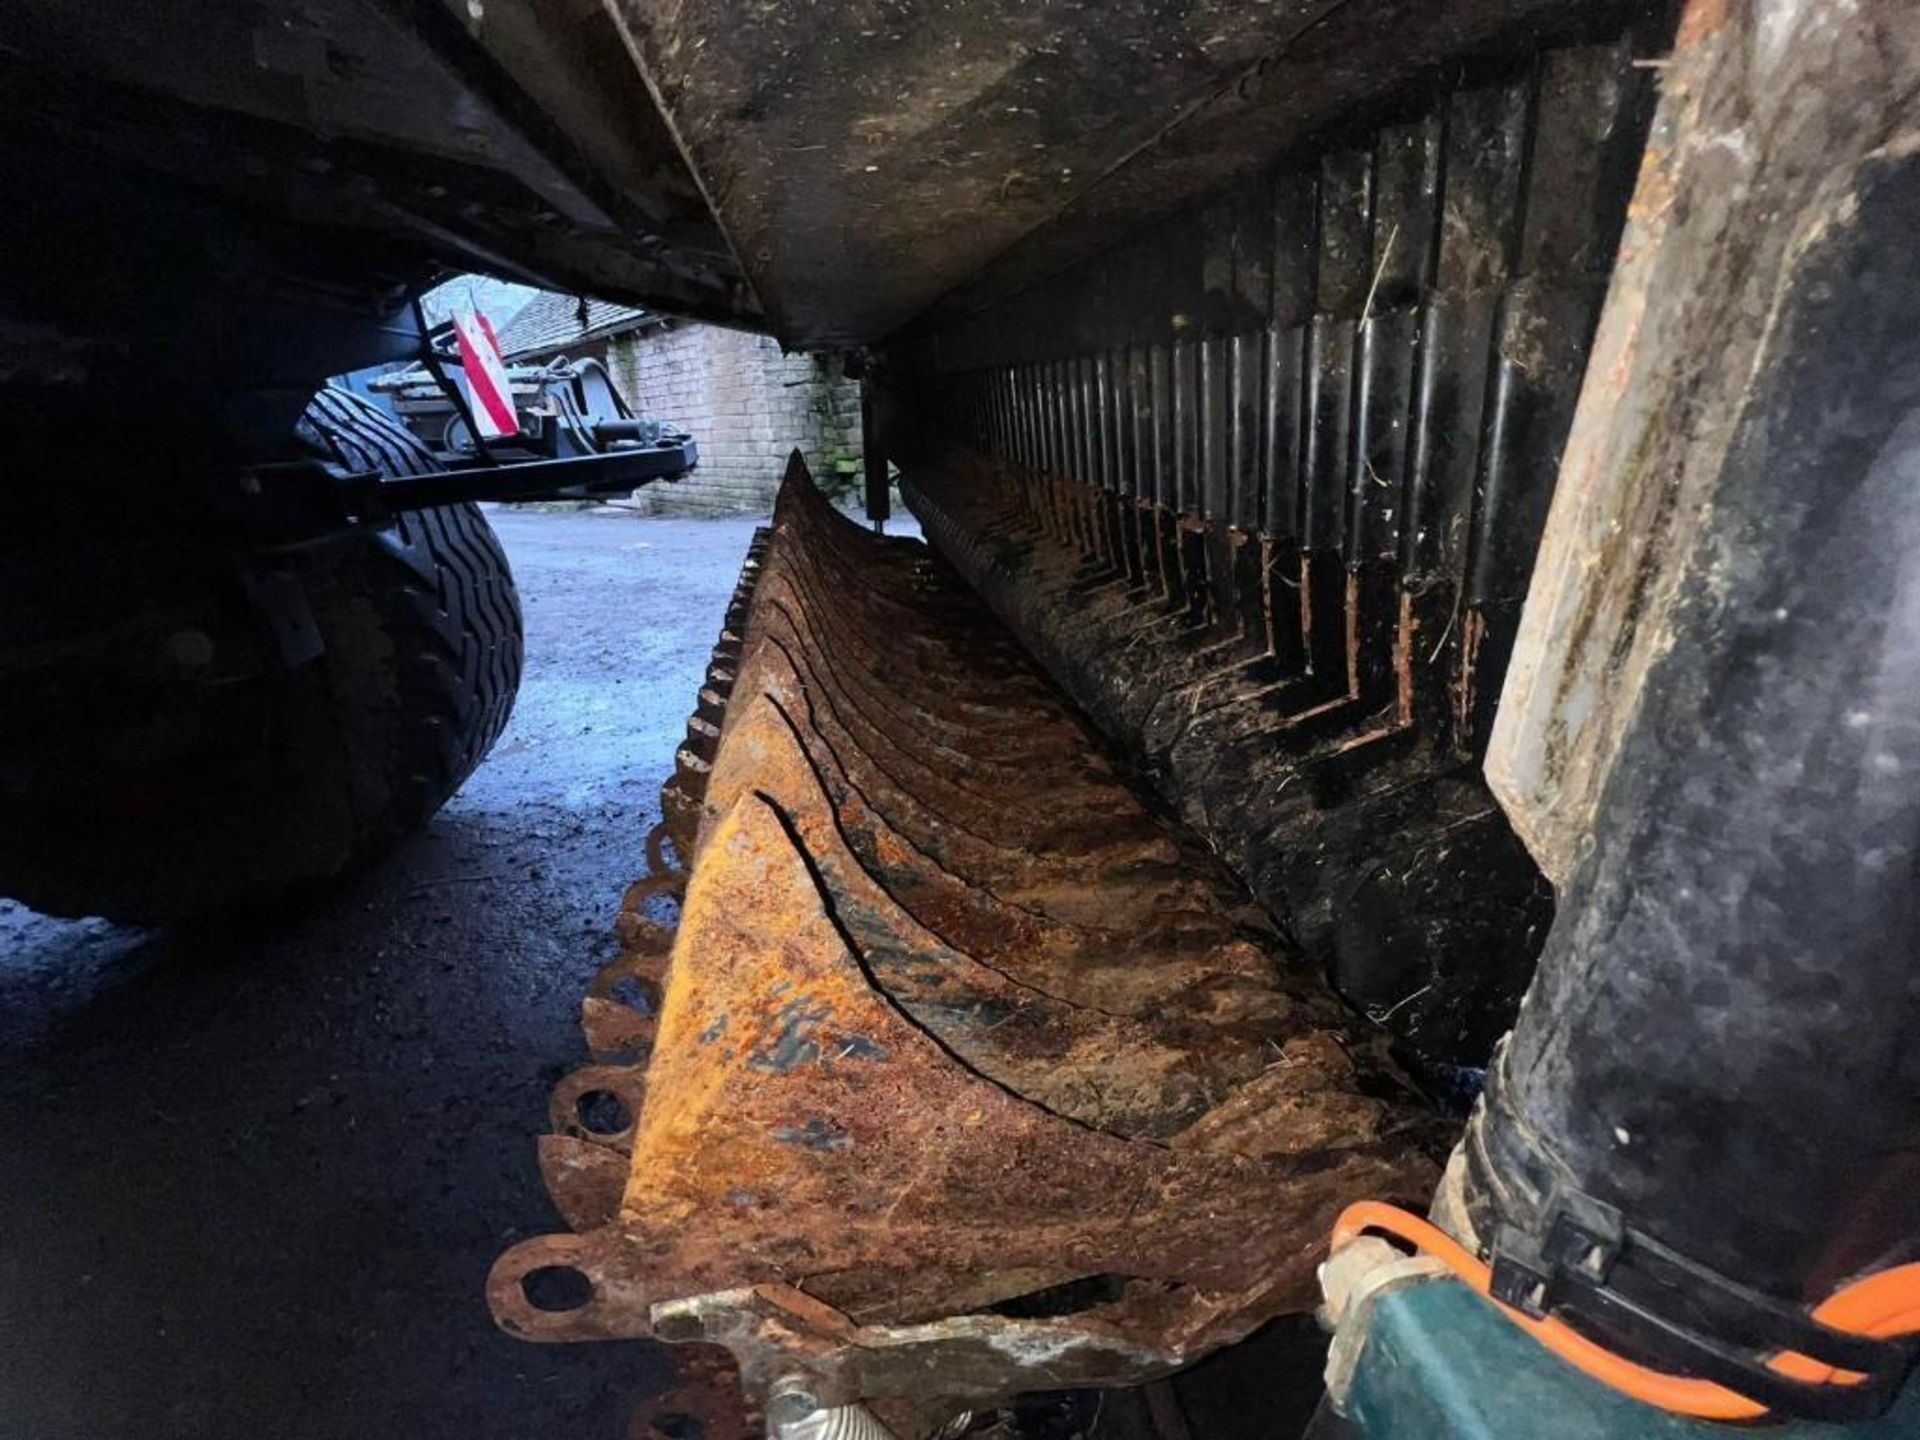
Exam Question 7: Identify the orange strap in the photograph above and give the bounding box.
[1332,1201,1920,1422]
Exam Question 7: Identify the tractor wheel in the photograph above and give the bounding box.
[0,389,524,923]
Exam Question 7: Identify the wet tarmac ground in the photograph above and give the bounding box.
[0,508,768,1440]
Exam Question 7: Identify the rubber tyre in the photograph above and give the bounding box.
[310,498,525,863]
[0,391,523,923]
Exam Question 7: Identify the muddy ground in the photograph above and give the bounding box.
[0,508,769,1440]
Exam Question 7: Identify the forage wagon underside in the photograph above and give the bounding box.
[3,3,1916,1439]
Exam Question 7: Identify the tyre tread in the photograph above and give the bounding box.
[301,388,523,844]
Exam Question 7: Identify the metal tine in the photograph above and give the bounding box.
[1109,341,1143,588]
[906,465,1322,763]
[725,633,1236,952]
[1123,340,1156,598]
[716,498,1304,989]
[755,568,1065,725]
[1262,167,1318,680]
[757,556,1113,769]
[742,575,1141,827]
[727,589,1233,925]
[1079,254,1135,591]
[1338,117,1439,723]
[1082,185,1280,676]
[1399,76,1528,747]
[1073,352,1101,564]
[960,463,1203,648]
[894,39,1652,1070]
[760,519,1120,762]
[660,529,774,851]
[1224,184,1275,661]
[780,496,1068,673]
[938,447,1258,719]
[768,482,1092,701]
[1196,197,1241,641]
[1292,147,1368,698]
[752,499,1119,758]
[960,312,1259,683]
[725,640,1248,967]
[1052,357,1082,545]
[919,459,1424,798]
[699,693,1282,1138]
[1164,46,1646,785]
[871,468,1244,779]
[1078,133,1412,762]
[1139,324,1176,604]
[739,580,1165,855]
[1088,121,1439,771]
[1455,39,1655,755]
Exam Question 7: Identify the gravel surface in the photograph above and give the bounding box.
[0,507,768,1440]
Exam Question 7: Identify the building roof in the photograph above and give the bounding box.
[494,290,657,360]
[419,274,541,333]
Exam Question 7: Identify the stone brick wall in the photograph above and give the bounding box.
[608,321,863,516]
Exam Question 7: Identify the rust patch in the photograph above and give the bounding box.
[1394,588,1418,730]
[1454,607,1487,749]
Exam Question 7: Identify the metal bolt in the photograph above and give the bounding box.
[764,1375,822,1428]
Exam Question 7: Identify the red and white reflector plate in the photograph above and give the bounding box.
[453,309,520,439]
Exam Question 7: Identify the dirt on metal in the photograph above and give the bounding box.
[491,456,1439,1433]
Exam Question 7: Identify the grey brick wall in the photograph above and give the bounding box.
[611,322,862,516]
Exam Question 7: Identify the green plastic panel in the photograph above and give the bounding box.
[1347,1281,1919,1440]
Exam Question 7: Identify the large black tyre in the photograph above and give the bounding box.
[296,386,525,849]
[299,497,525,870]
[0,389,523,923]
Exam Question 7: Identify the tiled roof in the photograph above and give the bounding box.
[494,290,655,360]
[419,274,540,333]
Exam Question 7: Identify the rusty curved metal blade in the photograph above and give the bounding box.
[493,788,1430,1335]
[492,454,1440,1425]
